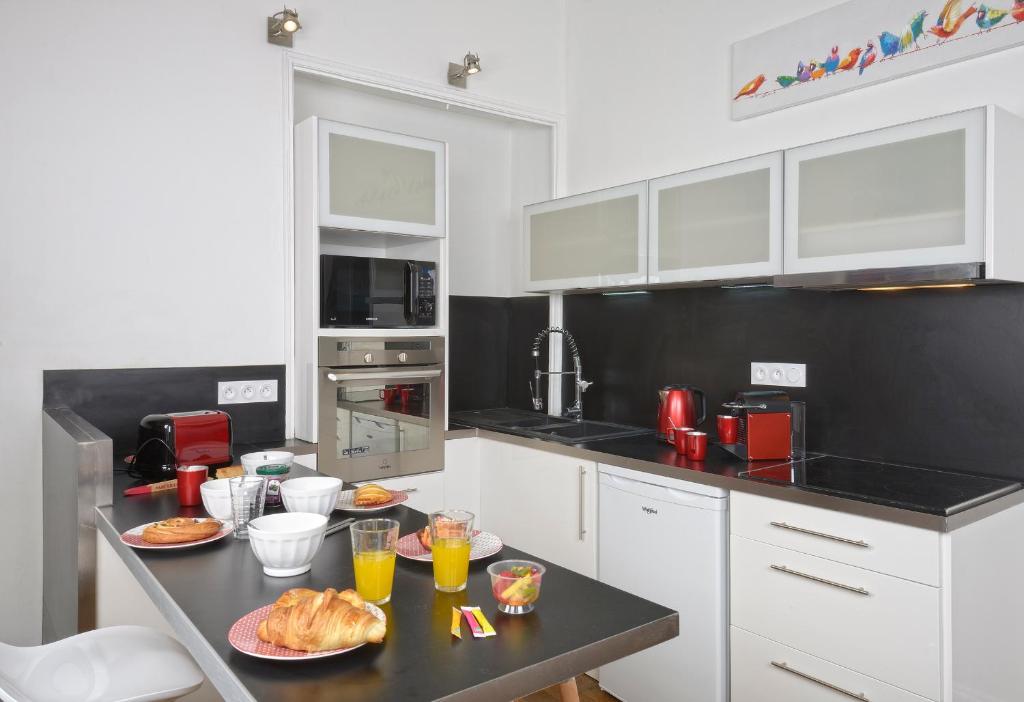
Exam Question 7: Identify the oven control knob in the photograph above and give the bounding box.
[398,352,408,363]
[363,353,374,364]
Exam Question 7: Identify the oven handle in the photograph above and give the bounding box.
[326,369,442,383]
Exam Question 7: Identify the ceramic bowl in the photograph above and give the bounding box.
[241,451,295,475]
[280,476,343,516]
[199,478,233,520]
[247,512,329,577]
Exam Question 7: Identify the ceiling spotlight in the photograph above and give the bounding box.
[268,7,301,47]
[448,52,482,88]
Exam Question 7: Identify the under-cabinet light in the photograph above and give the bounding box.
[857,283,976,292]
[601,290,651,297]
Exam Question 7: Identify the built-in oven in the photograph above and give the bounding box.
[320,254,436,328]
[317,336,444,482]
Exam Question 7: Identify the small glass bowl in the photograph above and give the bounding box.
[487,559,545,614]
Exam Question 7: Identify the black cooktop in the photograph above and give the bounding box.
[742,456,1021,516]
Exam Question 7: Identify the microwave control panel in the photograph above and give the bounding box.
[414,266,436,325]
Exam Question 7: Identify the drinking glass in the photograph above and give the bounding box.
[430,510,474,593]
[229,476,268,540]
[351,519,400,605]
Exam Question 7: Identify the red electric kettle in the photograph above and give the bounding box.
[657,385,707,444]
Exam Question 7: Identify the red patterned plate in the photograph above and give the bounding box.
[228,602,386,660]
[120,520,233,550]
[335,488,409,513]
[395,530,503,562]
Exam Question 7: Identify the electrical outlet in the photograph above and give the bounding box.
[750,362,806,388]
[218,379,278,404]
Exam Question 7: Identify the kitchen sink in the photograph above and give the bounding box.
[450,409,651,445]
[524,420,652,444]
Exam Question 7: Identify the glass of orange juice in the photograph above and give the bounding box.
[430,510,474,593]
[351,519,399,605]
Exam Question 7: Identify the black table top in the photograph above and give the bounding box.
[101,467,677,702]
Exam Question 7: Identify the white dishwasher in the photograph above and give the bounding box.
[598,463,728,702]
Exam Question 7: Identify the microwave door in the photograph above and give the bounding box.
[321,255,371,327]
[368,259,408,327]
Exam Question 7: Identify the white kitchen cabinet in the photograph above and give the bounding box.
[524,182,648,292]
[478,439,598,577]
[443,437,481,516]
[304,117,446,237]
[649,152,782,284]
[782,106,1024,280]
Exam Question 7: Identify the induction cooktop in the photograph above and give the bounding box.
[741,455,1021,516]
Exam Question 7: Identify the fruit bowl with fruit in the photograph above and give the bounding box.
[487,560,545,614]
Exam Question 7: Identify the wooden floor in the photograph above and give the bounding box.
[522,675,618,702]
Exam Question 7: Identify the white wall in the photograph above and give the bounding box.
[293,76,552,297]
[565,0,1024,194]
[0,0,566,645]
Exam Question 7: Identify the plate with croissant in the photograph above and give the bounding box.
[120,517,232,549]
[228,587,387,660]
[335,484,408,513]
[395,526,503,562]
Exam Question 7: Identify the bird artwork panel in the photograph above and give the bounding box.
[731,0,1024,119]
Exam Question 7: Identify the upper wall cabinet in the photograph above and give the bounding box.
[314,118,446,237]
[524,182,648,292]
[649,153,783,284]
[781,107,1024,282]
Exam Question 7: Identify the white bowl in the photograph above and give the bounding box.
[199,478,233,520]
[247,512,329,577]
[280,476,343,517]
[241,451,295,475]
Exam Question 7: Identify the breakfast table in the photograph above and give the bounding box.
[95,465,678,701]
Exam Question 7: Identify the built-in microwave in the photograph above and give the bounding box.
[320,254,436,328]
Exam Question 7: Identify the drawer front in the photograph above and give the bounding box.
[731,491,940,586]
[732,627,934,702]
[731,535,941,699]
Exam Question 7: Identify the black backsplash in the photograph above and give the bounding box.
[562,285,1024,481]
[43,365,286,455]
[449,295,548,412]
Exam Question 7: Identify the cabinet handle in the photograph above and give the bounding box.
[770,521,869,548]
[769,564,870,596]
[770,661,870,701]
[578,465,586,542]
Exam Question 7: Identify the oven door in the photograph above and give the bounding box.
[317,365,444,482]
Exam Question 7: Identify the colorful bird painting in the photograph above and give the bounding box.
[810,60,826,79]
[899,10,929,50]
[879,31,902,58]
[734,74,766,99]
[797,61,813,82]
[838,47,863,71]
[1014,0,1024,21]
[859,41,877,74]
[776,75,798,88]
[822,46,841,75]
[929,0,978,39]
[977,4,1010,28]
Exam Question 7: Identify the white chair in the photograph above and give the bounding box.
[0,626,203,702]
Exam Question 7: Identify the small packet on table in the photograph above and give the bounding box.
[461,606,496,638]
[451,607,462,639]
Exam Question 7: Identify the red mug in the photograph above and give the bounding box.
[380,387,399,406]
[176,464,207,507]
[672,426,694,454]
[716,415,739,444]
[686,431,708,461]
[400,387,414,409]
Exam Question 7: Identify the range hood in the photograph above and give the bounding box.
[773,263,987,291]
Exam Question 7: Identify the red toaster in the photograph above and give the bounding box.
[134,410,233,481]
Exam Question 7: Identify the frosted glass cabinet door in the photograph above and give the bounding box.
[317,119,446,237]
[784,109,985,275]
[649,152,782,284]
[524,182,648,291]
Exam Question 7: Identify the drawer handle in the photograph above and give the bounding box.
[770,661,870,701]
[770,521,869,548]
[769,564,870,596]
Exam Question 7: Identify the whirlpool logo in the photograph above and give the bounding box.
[378,460,392,472]
[641,505,658,516]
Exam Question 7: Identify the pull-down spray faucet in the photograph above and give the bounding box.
[530,326,592,421]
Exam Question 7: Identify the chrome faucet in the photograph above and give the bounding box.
[530,326,592,421]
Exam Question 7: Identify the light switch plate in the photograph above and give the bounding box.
[751,362,806,388]
[218,379,278,404]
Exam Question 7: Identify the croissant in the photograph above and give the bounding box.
[355,484,392,506]
[257,588,386,652]
[142,517,221,544]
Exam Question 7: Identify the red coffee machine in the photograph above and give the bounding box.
[133,410,233,482]
[657,385,707,444]
[720,390,792,461]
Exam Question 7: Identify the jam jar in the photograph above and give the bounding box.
[256,464,291,507]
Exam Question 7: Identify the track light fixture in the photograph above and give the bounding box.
[268,7,301,47]
[447,52,482,88]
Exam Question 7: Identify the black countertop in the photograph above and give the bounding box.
[97,466,677,702]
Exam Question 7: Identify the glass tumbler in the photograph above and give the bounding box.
[229,476,268,540]
[430,510,474,593]
[351,519,400,605]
